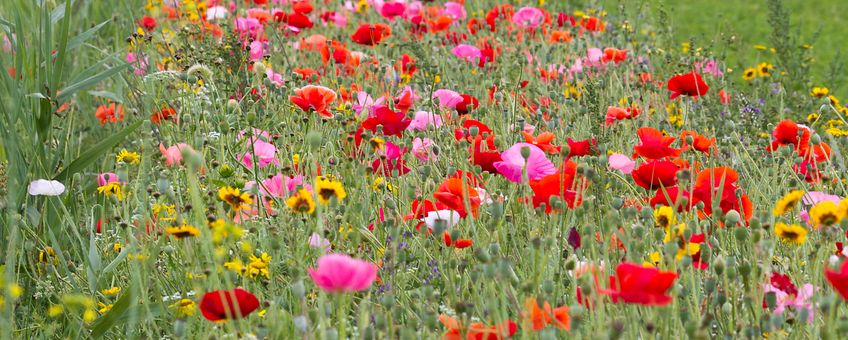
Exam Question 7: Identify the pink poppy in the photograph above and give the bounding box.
[242,139,279,168]
[308,254,378,293]
[97,173,120,186]
[407,111,443,131]
[608,153,635,174]
[432,89,464,109]
[353,91,385,117]
[494,143,557,183]
[451,44,482,64]
[379,1,407,20]
[159,143,196,167]
[512,7,545,29]
[443,2,467,20]
[412,137,436,161]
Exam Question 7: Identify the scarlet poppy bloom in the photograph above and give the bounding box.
[691,167,753,222]
[199,288,260,321]
[602,48,628,64]
[397,54,417,77]
[351,23,392,46]
[471,134,502,173]
[433,178,481,218]
[428,15,453,33]
[566,138,597,158]
[650,186,695,212]
[361,106,412,137]
[95,103,125,125]
[139,16,157,32]
[151,107,177,125]
[579,16,605,32]
[289,85,337,118]
[825,260,848,301]
[454,119,493,142]
[767,119,811,153]
[443,232,473,249]
[680,131,716,155]
[631,160,679,190]
[523,298,570,331]
[285,12,314,29]
[456,94,479,115]
[292,0,314,14]
[634,127,682,159]
[318,40,351,65]
[522,132,561,154]
[667,71,709,99]
[529,160,586,212]
[550,30,572,43]
[440,314,517,340]
[604,106,640,127]
[601,262,677,305]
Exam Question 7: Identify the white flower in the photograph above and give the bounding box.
[27,179,65,196]
[423,210,461,231]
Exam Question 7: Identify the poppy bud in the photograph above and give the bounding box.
[520,146,532,160]
[724,210,741,226]
[811,133,822,145]
[713,257,725,275]
[307,131,322,149]
[469,126,479,137]
[173,319,186,338]
[252,62,266,75]
[474,248,491,262]
[291,280,306,299]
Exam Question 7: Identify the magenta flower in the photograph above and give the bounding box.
[353,91,385,117]
[308,254,378,293]
[249,41,265,61]
[246,173,309,198]
[443,2,467,20]
[608,153,636,174]
[407,111,443,131]
[432,89,464,109]
[412,137,436,161]
[97,173,120,187]
[494,143,556,183]
[242,139,279,168]
[379,1,407,20]
[451,44,482,64]
[512,7,545,29]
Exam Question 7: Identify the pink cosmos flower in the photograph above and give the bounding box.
[432,89,464,109]
[494,143,556,183]
[126,52,148,76]
[412,137,436,161]
[407,111,443,131]
[512,7,545,29]
[97,173,120,187]
[451,44,482,64]
[443,2,467,20]
[242,139,279,168]
[159,143,196,167]
[308,254,378,293]
[608,153,636,174]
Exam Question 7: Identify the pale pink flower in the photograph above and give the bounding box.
[27,179,65,196]
[763,283,815,323]
[206,6,228,21]
[443,2,466,20]
[412,137,436,161]
[451,44,482,63]
[407,111,442,131]
[494,143,556,183]
[308,233,332,252]
[423,210,461,231]
[353,91,385,117]
[242,139,279,168]
[608,153,635,174]
[159,143,196,167]
[249,41,265,61]
[266,67,284,87]
[512,7,544,29]
[432,89,463,109]
[308,254,378,293]
[695,59,724,77]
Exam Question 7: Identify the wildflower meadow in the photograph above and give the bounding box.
[4,0,848,338]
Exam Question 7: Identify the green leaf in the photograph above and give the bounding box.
[67,20,110,51]
[89,290,134,338]
[87,90,122,103]
[53,120,143,182]
[56,62,131,101]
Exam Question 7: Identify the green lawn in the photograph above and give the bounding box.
[597,0,847,92]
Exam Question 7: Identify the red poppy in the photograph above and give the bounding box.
[825,260,848,301]
[767,119,811,153]
[443,232,473,249]
[601,262,677,306]
[95,103,125,125]
[633,127,682,159]
[631,160,679,190]
[680,131,715,155]
[566,138,597,158]
[529,160,586,212]
[199,288,260,321]
[397,54,417,77]
[351,23,392,46]
[604,106,640,127]
[289,85,337,119]
[691,167,753,222]
[550,30,572,43]
[361,106,412,137]
[455,119,493,142]
[523,298,570,331]
[471,134,502,173]
[285,12,314,29]
[151,107,177,124]
[292,0,314,14]
[456,94,479,115]
[433,178,481,218]
[139,16,157,32]
[522,132,561,154]
[579,16,605,32]
[602,48,628,64]
[667,71,709,99]
[440,314,517,340]
[650,186,695,212]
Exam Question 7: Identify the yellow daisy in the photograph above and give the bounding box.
[774,222,808,245]
[773,190,804,216]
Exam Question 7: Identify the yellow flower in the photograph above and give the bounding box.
[315,176,347,204]
[246,253,272,279]
[757,62,773,77]
[810,87,830,98]
[285,189,315,214]
[680,42,690,53]
[97,182,124,200]
[838,198,848,218]
[113,243,122,253]
[116,149,141,164]
[369,136,386,152]
[152,203,177,221]
[675,242,701,261]
[644,251,662,268]
[807,113,820,123]
[809,201,844,228]
[828,95,840,107]
[98,302,113,314]
[753,44,768,51]
[83,309,97,323]
[742,68,757,81]
[8,284,22,299]
[773,190,804,216]
[663,223,686,243]
[209,219,244,243]
[101,287,121,296]
[48,304,64,317]
[165,225,201,239]
[653,206,676,229]
[169,299,196,317]
[218,187,253,211]
[774,222,808,245]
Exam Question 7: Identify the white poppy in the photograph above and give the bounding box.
[27,179,65,196]
[423,210,461,231]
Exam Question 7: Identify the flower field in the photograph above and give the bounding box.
[3,0,848,338]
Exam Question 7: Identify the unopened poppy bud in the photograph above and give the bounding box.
[811,133,822,145]
[733,227,747,241]
[173,319,186,337]
[713,257,725,275]
[252,62,266,75]
[685,134,695,145]
[520,146,531,160]
[611,197,624,210]
[307,131,322,149]
[449,230,460,242]
[474,248,491,263]
[226,99,239,112]
[724,210,741,226]
[291,280,306,299]
[469,126,479,137]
